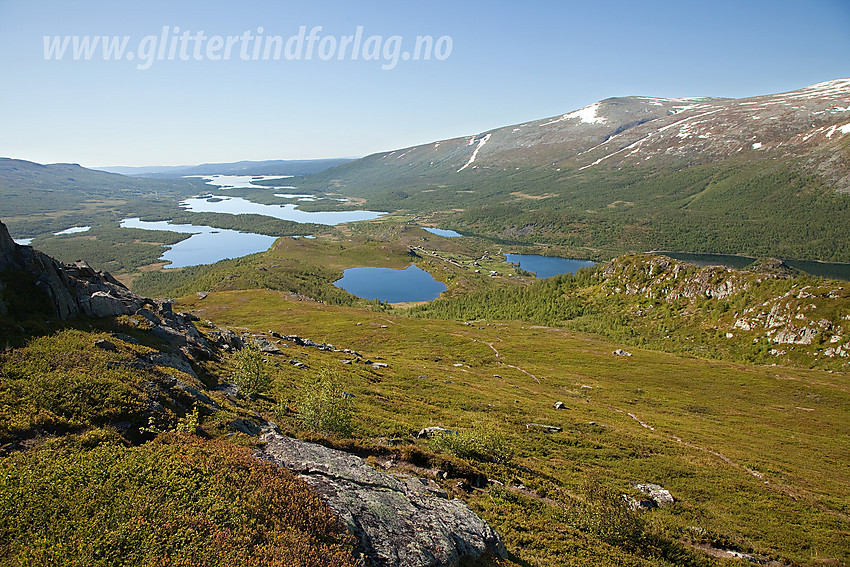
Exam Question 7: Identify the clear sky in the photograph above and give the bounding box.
[1,0,848,167]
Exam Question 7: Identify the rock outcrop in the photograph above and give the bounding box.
[602,254,850,362]
[0,219,211,358]
[259,430,508,567]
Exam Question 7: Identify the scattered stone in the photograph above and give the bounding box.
[111,332,139,345]
[342,392,355,399]
[553,401,565,410]
[94,339,117,352]
[162,373,217,408]
[525,423,562,433]
[254,338,282,354]
[216,382,239,397]
[372,362,389,369]
[633,483,674,507]
[613,349,632,357]
[196,292,208,300]
[623,495,657,510]
[417,426,455,439]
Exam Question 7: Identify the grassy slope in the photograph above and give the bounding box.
[0,323,358,566]
[179,289,850,566]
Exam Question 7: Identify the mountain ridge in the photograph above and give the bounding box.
[329,78,850,186]
[96,158,356,178]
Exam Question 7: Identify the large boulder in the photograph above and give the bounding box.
[85,291,131,318]
[259,430,507,567]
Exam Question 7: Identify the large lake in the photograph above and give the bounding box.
[120,218,276,269]
[333,265,448,302]
[180,195,386,225]
[186,174,295,190]
[505,254,595,278]
[120,174,387,267]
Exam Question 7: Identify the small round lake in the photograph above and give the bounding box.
[505,254,595,278]
[333,265,448,303]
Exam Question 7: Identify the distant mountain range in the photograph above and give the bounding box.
[96,158,355,178]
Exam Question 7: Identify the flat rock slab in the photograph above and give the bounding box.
[259,431,507,567]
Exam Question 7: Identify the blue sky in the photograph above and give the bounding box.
[1,0,848,167]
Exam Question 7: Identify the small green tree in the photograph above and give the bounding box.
[230,344,271,395]
[297,368,353,436]
[428,423,512,464]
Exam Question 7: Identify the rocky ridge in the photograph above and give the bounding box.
[0,219,211,358]
[601,254,850,361]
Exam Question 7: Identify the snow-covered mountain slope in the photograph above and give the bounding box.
[357,79,850,191]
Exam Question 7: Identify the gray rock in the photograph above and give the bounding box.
[86,291,129,317]
[259,432,507,567]
[135,307,161,325]
[253,337,282,353]
[613,349,632,357]
[160,374,218,411]
[553,401,565,409]
[229,418,261,436]
[215,382,239,397]
[94,339,117,352]
[150,324,189,348]
[148,351,197,378]
[622,495,657,510]
[208,328,243,350]
[525,423,562,433]
[112,333,139,345]
[417,426,455,439]
[633,483,674,507]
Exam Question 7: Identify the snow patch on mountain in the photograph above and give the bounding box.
[458,133,492,172]
[826,123,850,138]
[541,102,606,127]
